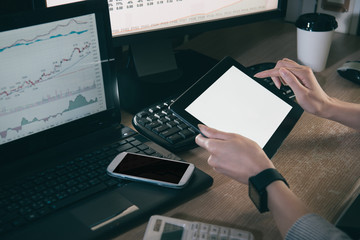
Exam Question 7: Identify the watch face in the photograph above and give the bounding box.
[249,180,261,210]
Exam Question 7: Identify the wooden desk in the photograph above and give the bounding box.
[116,20,360,240]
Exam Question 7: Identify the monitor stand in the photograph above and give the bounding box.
[130,39,183,83]
[117,40,218,113]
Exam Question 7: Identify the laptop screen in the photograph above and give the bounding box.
[0,1,120,159]
[0,13,107,145]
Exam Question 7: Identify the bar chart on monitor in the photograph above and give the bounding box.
[0,13,106,145]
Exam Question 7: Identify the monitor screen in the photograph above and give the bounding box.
[0,13,107,145]
[34,0,285,112]
[43,0,282,41]
[0,1,120,159]
[108,0,279,39]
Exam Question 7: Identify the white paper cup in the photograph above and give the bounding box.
[296,13,338,72]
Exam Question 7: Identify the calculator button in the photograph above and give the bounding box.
[209,225,220,240]
[200,223,210,233]
[189,232,196,240]
[191,222,200,231]
[220,227,230,236]
[219,227,230,240]
[230,228,249,240]
[210,235,218,240]
[209,224,220,235]
[199,231,208,240]
[190,230,198,240]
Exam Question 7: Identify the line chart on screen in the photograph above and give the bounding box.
[0,13,106,145]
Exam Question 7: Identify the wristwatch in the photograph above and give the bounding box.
[248,168,289,213]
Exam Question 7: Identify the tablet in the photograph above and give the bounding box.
[169,57,303,158]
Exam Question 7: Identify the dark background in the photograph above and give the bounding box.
[1,0,34,14]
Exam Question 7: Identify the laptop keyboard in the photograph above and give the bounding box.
[0,131,165,236]
[132,63,295,153]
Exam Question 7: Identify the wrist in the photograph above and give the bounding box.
[250,157,275,179]
[266,181,293,212]
[266,180,291,197]
[316,96,338,119]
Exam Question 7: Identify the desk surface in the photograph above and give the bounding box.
[116,20,360,240]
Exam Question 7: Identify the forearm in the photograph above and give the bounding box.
[321,97,360,131]
[266,181,310,238]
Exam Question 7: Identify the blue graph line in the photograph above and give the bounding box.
[0,30,88,53]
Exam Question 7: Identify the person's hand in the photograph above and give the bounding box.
[195,124,274,184]
[254,58,332,118]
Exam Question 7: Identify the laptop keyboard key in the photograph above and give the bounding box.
[127,147,140,153]
[144,148,155,155]
[116,143,133,152]
[137,144,149,151]
[12,217,27,227]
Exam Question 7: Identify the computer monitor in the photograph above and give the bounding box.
[33,0,286,112]
[37,1,285,41]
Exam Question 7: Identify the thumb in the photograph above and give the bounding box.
[198,124,232,140]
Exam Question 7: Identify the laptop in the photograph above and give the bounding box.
[0,2,213,239]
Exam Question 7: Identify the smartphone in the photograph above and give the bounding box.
[107,152,195,189]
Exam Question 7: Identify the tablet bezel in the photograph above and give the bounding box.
[169,56,303,158]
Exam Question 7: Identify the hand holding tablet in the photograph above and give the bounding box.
[169,57,303,158]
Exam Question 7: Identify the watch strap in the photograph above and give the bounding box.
[248,168,289,213]
[249,168,289,191]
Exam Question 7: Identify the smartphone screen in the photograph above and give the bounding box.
[111,153,192,184]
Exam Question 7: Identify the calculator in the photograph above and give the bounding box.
[143,215,255,240]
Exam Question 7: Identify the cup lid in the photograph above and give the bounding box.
[296,13,338,31]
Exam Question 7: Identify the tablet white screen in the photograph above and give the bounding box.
[185,66,292,148]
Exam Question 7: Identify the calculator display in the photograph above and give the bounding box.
[160,223,184,240]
